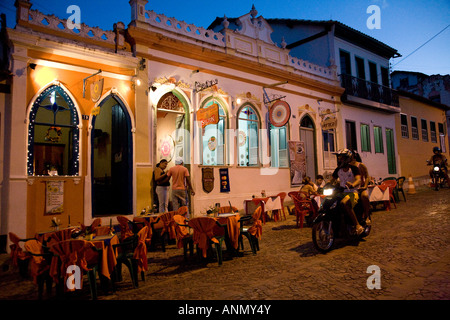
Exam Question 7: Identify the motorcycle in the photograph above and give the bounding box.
[427,160,448,191]
[311,185,371,253]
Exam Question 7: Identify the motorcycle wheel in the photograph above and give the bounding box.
[312,220,334,253]
[434,177,440,191]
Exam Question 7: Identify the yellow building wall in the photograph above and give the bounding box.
[396,96,449,180]
[24,59,137,235]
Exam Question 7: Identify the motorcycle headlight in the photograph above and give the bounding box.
[434,166,440,172]
[323,188,334,196]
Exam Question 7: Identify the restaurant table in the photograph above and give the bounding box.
[266,196,283,221]
[367,185,390,210]
[35,226,79,246]
[244,196,282,224]
[194,213,241,253]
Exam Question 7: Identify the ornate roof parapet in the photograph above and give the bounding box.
[142,10,226,47]
[14,0,125,52]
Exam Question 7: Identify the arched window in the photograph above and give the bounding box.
[200,99,227,166]
[238,104,259,167]
[27,85,80,176]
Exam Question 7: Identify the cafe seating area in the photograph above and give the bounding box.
[6,184,402,300]
[7,203,268,300]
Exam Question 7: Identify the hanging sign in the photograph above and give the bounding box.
[45,181,64,215]
[321,115,337,130]
[269,101,291,127]
[197,103,219,128]
[219,168,230,193]
[90,78,104,102]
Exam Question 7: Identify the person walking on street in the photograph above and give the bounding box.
[167,157,195,211]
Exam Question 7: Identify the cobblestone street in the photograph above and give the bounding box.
[1,186,449,302]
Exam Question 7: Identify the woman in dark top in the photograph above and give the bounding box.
[154,159,171,212]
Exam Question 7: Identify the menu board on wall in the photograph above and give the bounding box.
[45,181,64,215]
[288,141,306,187]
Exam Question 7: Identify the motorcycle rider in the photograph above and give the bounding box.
[350,150,371,226]
[428,147,450,186]
[330,149,364,236]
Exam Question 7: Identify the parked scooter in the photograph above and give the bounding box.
[427,159,448,191]
[311,184,371,253]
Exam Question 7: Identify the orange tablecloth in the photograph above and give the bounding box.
[89,234,120,279]
[35,227,79,246]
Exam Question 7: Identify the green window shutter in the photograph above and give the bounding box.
[374,126,384,153]
[361,124,371,152]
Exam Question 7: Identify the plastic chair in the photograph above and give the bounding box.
[80,218,102,234]
[150,211,177,252]
[251,197,269,224]
[49,239,101,300]
[112,226,148,289]
[288,191,317,228]
[380,180,397,210]
[24,239,53,299]
[117,216,143,242]
[8,232,33,277]
[173,215,194,261]
[238,207,262,254]
[396,176,406,202]
[188,217,226,265]
[177,206,189,217]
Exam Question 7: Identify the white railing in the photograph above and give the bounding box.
[144,10,225,47]
[289,56,336,79]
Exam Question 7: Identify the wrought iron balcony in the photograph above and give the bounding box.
[340,74,399,107]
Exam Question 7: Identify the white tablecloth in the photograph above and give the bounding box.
[265,196,282,211]
[368,186,389,202]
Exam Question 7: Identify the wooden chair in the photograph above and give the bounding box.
[288,191,317,228]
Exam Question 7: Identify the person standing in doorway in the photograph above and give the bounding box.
[167,157,195,211]
[154,159,171,212]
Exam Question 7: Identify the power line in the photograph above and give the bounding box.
[392,24,450,68]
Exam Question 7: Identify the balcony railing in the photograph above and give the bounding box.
[340,74,399,107]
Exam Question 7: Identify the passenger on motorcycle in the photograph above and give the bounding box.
[330,149,364,236]
[350,150,371,226]
[428,147,450,186]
